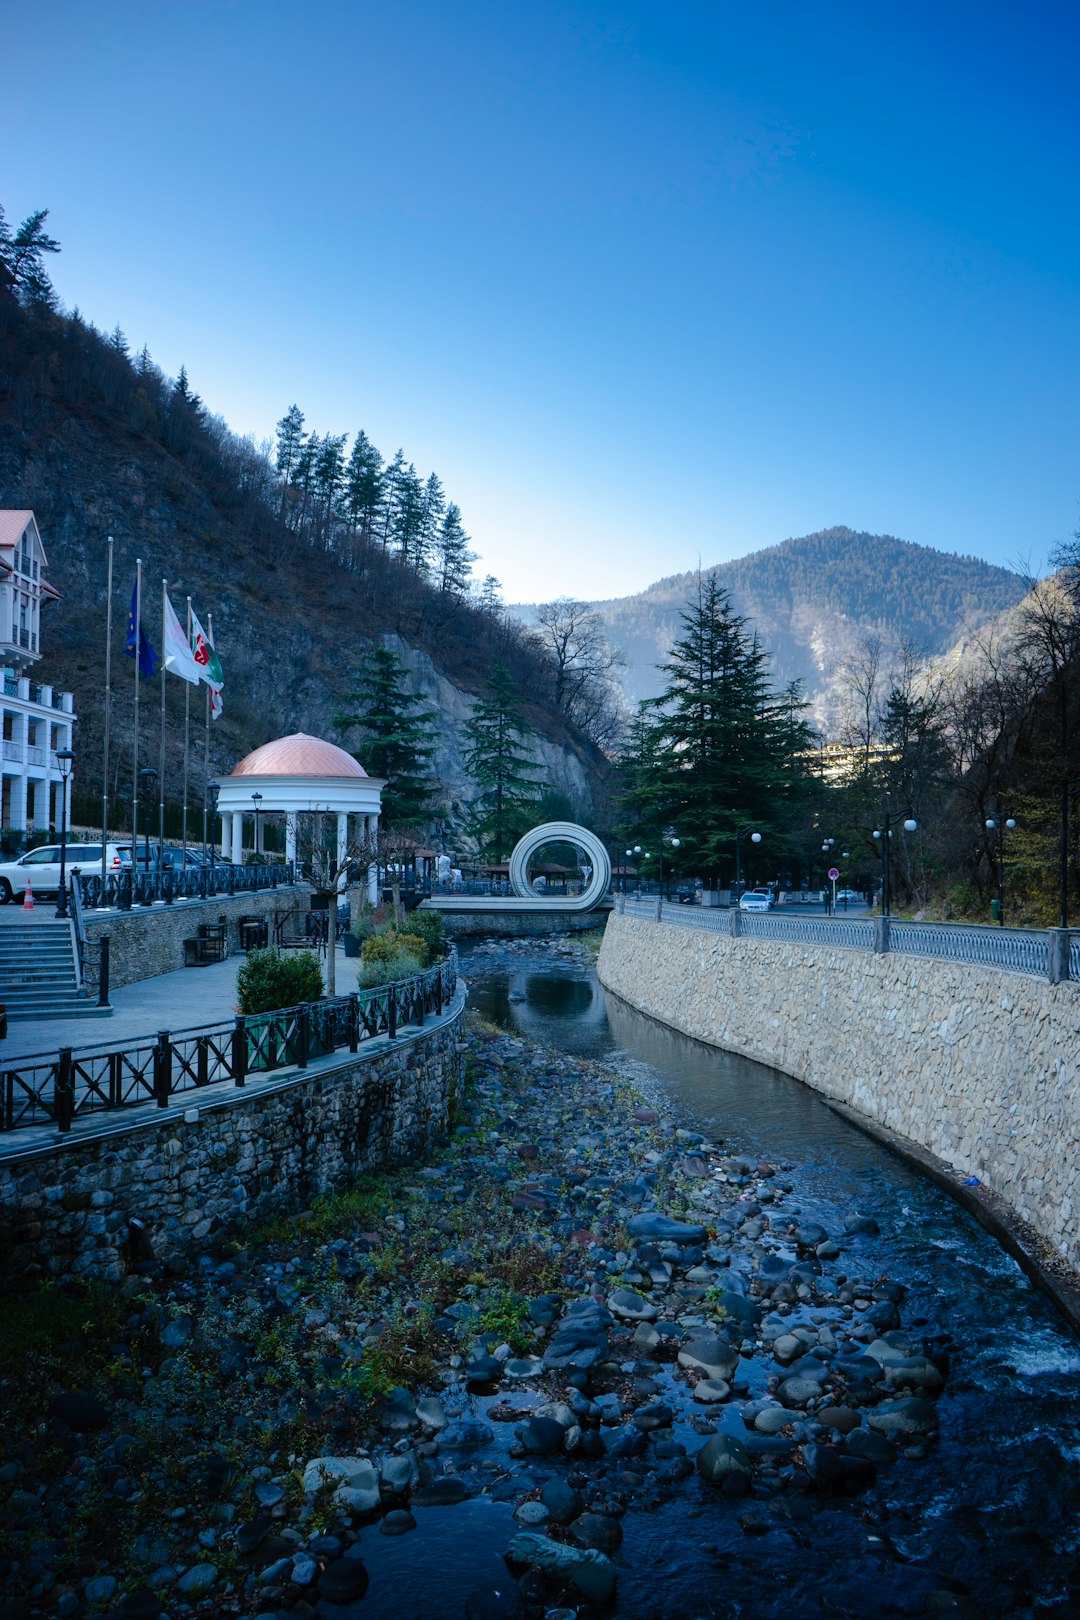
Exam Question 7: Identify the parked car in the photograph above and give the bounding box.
[0,842,127,902]
[116,843,218,872]
[836,888,861,903]
[739,889,772,912]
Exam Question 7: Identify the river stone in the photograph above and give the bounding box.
[505,1532,617,1602]
[692,1379,730,1404]
[380,1510,417,1535]
[541,1479,584,1524]
[236,1514,273,1557]
[773,1333,805,1364]
[817,1405,863,1434]
[515,1499,550,1525]
[85,1576,117,1603]
[466,1355,503,1386]
[881,1356,946,1395]
[568,1512,623,1553]
[777,1374,825,1409]
[711,1292,761,1329]
[754,1406,790,1434]
[608,1287,657,1321]
[696,1433,752,1492]
[633,1401,673,1430]
[845,1428,898,1464]
[868,1397,940,1437]
[628,1213,707,1246]
[504,1356,544,1379]
[416,1396,448,1429]
[413,1477,471,1506]
[319,1557,369,1604]
[380,1390,420,1433]
[160,1316,192,1350]
[515,1416,565,1455]
[795,1222,827,1247]
[438,1418,495,1449]
[380,1453,419,1494]
[291,1554,318,1586]
[301,1455,373,1494]
[115,1592,162,1619]
[802,1443,844,1485]
[176,1564,217,1597]
[678,1335,739,1381]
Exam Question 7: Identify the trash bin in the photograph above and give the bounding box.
[990,898,1001,923]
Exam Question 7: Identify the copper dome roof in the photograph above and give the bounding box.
[229,733,368,779]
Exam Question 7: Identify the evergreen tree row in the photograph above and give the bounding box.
[274,405,483,601]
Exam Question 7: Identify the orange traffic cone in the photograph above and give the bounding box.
[22,879,34,910]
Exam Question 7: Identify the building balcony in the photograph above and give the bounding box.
[2,739,21,762]
[0,668,74,714]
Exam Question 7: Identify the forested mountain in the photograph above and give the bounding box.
[517,528,1028,719]
[0,206,605,830]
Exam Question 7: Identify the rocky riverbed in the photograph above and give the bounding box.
[0,1012,1067,1620]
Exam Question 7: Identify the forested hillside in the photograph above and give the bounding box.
[533,527,1028,711]
[0,206,607,828]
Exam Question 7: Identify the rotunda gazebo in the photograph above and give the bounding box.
[213,733,385,891]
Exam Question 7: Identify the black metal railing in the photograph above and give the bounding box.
[73,861,298,911]
[1,949,458,1135]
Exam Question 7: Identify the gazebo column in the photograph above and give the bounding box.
[336,812,348,892]
[231,810,244,867]
[285,812,297,866]
[366,812,379,904]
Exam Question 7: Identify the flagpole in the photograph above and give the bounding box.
[182,597,191,869]
[204,611,214,859]
[101,537,113,889]
[159,578,167,869]
[132,557,142,855]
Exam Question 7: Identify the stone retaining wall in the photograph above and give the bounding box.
[432,907,609,938]
[0,993,466,1289]
[83,888,310,989]
[597,914,1080,1266]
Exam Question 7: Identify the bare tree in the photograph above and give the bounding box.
[533,598,628,749]
[297,813,424,996]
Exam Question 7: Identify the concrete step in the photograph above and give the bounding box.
[5,1002,112,1021]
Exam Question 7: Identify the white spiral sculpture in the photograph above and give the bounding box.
[508,822,612,911]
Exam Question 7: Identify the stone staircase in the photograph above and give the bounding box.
[0,911,110,1021]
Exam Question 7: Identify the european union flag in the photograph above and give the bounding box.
[125,580,158,678]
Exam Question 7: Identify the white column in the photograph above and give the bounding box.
[285,811,297,865]
[336,812,348,892]
[231,810,244,866]
[366,813,379,904]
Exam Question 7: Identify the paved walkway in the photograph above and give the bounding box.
[1,946,369,1062]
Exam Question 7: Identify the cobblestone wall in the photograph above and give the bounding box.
[0,998,465,1289]
[84,889,310,989]
[598,914,1080,1266]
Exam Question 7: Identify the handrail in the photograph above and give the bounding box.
[617,894,1077,984]
[0,948,458,1137]
[74,860,298,911]
[68,871,86,985]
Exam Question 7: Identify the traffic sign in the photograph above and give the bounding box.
[827,866,840,881]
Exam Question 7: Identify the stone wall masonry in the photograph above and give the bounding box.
[597,914,1080,1267]
[83,888,311,989]
[435,907,609,938]
[0,990,466,1290]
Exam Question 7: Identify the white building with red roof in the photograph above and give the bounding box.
[0,511,76,838]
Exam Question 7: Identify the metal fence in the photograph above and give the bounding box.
[1,949,458,1136]
[73,861,298,912]
[618,895,1075,984]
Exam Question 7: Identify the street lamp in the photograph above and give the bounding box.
[139,765,158,882]
[985,811,1016,927]
[205,781,219,865]
[872,810,917,918]
[55,746,75,919]
[625,844,642,894]
[658,826,680,901]
[252,790,263,860]
[734,825,762,896]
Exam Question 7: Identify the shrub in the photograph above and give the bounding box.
[357,948,423,988]
[236,947,323,1013]
[362,928,430,968]
[350,902,389,945]
[403,909,444,956]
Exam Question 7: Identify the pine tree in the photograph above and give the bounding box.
[418,472,446,579]
[645,576,811,881]
[314,433,347,546]
[463,662,542,860]
[380,450,407,548]
[0,207,61,306]
[336,646,438,828]
[436,503,475,597]
[392,464,426,569]
[343,430,383,541]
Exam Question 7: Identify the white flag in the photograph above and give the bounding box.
[163,591,203,684]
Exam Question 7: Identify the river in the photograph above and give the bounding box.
[452,934,1080,1618]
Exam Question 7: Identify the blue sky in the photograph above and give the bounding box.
[6,0,1078,601]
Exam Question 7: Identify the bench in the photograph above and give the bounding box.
[183,918,228,967]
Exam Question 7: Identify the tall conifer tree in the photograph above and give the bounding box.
[464,662,542,860]
[337,646,438,827]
